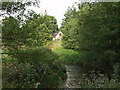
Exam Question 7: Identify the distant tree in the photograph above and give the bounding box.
[61,7,79,50]
[2,10,59,55]
[43,15,58,32]
[23,13,58,47]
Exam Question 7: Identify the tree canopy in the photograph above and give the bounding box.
[61,2,120,77]
[2,2,58,55]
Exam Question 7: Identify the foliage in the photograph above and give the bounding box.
[16,47,56,64]
[61,2,120,78]
[45,41,62,51]
[61,7,80,50]
[1,1,40,16]
[53,48,81,65]
[23,14,58,47]
[2,12,58,55]
[78,72,120,88]
[2,16,26,50]
[2,47,66,88]
[45,41,81,65]
[2,1,120,88]
[113,63,120,82]
[2,1,61,88]
[43,15,58,31]
[78,63,120,88]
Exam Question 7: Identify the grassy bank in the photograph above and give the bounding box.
[45,41,81,65]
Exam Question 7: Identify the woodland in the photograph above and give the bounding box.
[1,1,120,88]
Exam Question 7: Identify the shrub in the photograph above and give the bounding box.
[78,73,120,88]
[2,47,66,88]
[15,47,56,64]
[113,63,120,82]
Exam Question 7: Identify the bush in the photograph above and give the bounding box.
[2,47,66,88]
[78,72,120,88]
[113,63,120,82]
[15,47,56,64]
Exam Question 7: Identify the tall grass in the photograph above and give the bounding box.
[45,41,81,65]
[53,48,81,65]
[45,41,62,51]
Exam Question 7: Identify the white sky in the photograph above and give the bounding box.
[29,0,80,28]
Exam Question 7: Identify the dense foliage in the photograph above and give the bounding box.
[2,47,66,88]
[61,2,120,79]
[61,7,79,50]
[2,1,64,88]
[2,12,58,54]
[2,1,120,88]
[1,1,40,17]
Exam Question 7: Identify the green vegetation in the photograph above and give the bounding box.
[45,41,80,65]
[1,1,120,88]
[53,48,80,65]
[61,2,120,82]
[78,72,120,88]
[45,41,62,51]
[2,47,66,88]
[2,1,65,88]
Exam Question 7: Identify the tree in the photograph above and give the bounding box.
[61,6,79,50]
[23,13,58,47]
[1,1,40,16]
[43,15,58,32]
[2,16,22,49]
[62,2,120,79]
[2,11,59,55]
